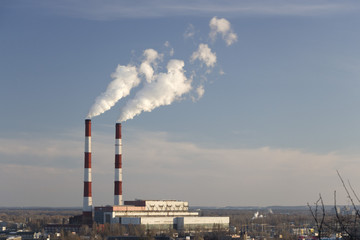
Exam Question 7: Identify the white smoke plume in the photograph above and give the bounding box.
[87,64,140,119]
[87,17,237,121]
[190,43,217,68]
[209,17,237,46]
[139,49,162,83]
[119,59,191,122]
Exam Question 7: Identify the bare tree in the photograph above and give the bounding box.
[309,171,360,240]
[308,194,326,239]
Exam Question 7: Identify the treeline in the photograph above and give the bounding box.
[0,208,81,231]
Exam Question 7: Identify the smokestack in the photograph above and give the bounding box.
[114,123,123,205]
[83,119,93,224]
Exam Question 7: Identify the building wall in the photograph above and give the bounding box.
[113,211,198,218]
[115,216,229,231]
[93,200,229,232]
[140,217,175,225]
[176,217,229,231]
[120,218,141,225]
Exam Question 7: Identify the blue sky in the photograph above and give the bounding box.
[2,0,360,207]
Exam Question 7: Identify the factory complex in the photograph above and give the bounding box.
[94,200,229,231]
[82,119,229,231]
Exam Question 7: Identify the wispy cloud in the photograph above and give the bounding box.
[123,129,360,206]
[0,163,82,207]
[184,24,196,39]
[1,128,359,207]
[11,0,359,20]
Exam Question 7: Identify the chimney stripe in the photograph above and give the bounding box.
[115,154,122,168]
[116,125,121,139]
[84,182,92,197]
[85,137,91,152]
[115,169,122,181]
[85,119,91,137]
[83,198,92,212]
[114,196,122,205]
[114,181,122,195]
[84,169,92,182]
[84,153,91,168]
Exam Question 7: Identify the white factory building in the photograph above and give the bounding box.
[94,200,229,231]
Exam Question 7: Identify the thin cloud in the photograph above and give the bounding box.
[0,137,81,159]
[164,41,175,56]
[184,24,195,39]
[123,129,360,206]
[0,163,82,207]
[11,0,359,20]
[0,128,358,206]
[196,85,205,100]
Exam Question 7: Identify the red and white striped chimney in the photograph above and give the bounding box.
[83,119,93,223]
[114,123,123,205]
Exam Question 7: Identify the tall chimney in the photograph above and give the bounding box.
[114,123,123,205]
[83,119,93,224]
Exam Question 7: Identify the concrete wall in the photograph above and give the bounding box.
[140,217,175,225]
[117,216,229,232]
[120,217,141,225]
[176,216,229,231]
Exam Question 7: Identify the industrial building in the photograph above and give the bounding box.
[94,200,229,231]
[82,120,229,231]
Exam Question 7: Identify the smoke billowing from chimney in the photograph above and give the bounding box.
[87,64,141,119]
[119,59,191,122]
[139,49,162,83]
[87,17,236,121]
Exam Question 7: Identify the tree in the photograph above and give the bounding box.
[308,171,360,240]
[307,194,326,239]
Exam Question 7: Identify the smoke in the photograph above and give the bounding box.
[190,43,217,68]
[209,16,237,46]
[87,64,140,119]
[139,49,162,83]
[87,49,161,119]
[87,17,237,121]
[119,59,191,122]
